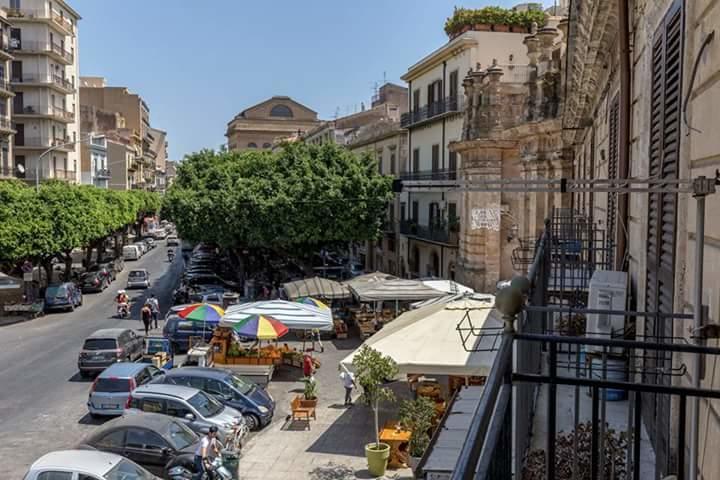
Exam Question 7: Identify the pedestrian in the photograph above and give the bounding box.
[339,366,356,406]
[303,351,315,379]
[141,303,152,336]
[147,293,160,329]
[194,425,220,480]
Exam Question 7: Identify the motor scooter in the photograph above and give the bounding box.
[168,248,176,262]
[167,451,234,480]
[116,302,130,319]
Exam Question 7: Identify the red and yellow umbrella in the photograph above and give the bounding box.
[177,303,225,324]
[231,314,289,340]
[296,297,329,310]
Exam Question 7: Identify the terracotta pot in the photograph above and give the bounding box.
[474,23,491,31]
[493,24,510,32]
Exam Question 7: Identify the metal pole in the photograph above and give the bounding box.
[689,194,705,480]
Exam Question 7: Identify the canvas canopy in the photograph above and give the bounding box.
[342,271,397,290]
[282,276,351,300]
[411,292,493,310]
[221,299,333,332]
[349,278,447,302]
[341,296,501,377]
[421,279,474,295]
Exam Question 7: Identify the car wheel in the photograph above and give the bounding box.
[245,414,260,431]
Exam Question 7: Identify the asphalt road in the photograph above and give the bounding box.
[0,243,182,479]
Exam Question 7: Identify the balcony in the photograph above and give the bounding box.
[0,40,14,61]
[15,136,73,151]
[400,220,459,246]
[0,116,13,133]
[0,165,15,178]
[12,74,75,94]
[11,41,74,65]
[95,168,111,179]
[400,168,458,182]
[0,79,13,97]
[400,95,464,128]
[14,104,75,123]
[23,168,76,182]
[7,8,75,36]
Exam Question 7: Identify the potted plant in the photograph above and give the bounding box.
[399,396,436,471]
[353,345,399,477]
[301,376,318,408]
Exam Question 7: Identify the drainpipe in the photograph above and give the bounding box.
[615,0,631,272]
[690,193,706,480]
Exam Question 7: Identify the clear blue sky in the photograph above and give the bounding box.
[72,0,554,160]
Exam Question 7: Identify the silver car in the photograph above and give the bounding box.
[24,449,160,480]
[127,384,248,449]
[87,362,164,418]
[127,269,150,289]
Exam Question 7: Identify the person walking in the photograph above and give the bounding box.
[339,366,356,406]
[147,293,160,329]
[193,425,220,480]
[141,303,152,336]
[303,351,315,379]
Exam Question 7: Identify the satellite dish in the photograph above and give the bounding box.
[16,164,25,174]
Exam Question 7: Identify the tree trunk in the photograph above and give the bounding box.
[374,398,380,448]
[41,257,53,287]
[63,250,73,282]
[84,246,93,268]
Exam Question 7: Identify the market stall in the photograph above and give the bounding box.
[282,276,351,301]
[221,299,334,332]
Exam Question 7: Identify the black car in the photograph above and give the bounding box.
[155,367,275,430]
[81,270,110,293]
[79,412,201,477]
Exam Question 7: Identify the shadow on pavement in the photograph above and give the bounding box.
[78,412,114,426]
[308,462,355,480]
[270,366,306,383]
[68,372,93,383]
[329,337,362,351]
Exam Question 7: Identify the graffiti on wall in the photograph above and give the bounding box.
[471,207,501,231]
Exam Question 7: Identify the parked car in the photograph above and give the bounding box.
[127,384,247,447]
[167,235,180,246]
[81,271,110,293]
[44,282,83,312]
[127,269,151,289]
[152,228,168,240]
[163,315,215,352]
[100,255,125,274]
[23,450,160,480]
[79,413,201,477]
[156,367,274,430]
[134,242,148,255]
[143,237,157,250]
[123,244,142,261]
[87,363,164,418]
[78,328,144,377]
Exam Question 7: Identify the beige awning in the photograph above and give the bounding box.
[282,276,351,300]
[349,278,447,302]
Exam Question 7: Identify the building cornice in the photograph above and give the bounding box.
[401,36,478,82]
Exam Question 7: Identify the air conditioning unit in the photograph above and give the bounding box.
[586,270,627,353]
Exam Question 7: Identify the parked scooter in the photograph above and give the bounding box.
[168,248,176,262]
[167,451,234,480]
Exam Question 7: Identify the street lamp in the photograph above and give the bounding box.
[35,132,95,192]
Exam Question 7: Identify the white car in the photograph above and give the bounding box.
[24,449,160,480]
[127,269,150,289]
[167,235,180,246]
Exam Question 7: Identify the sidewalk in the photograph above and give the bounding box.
[240,334,414,480]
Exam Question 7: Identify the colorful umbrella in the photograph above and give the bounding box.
[178,303,225,323]
[231,314,289,340]
[296,297,329,310]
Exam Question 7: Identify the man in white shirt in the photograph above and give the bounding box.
[147,293,160,329]
[339,368,356,406]
[194,425,219,479]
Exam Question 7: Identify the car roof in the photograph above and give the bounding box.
[87,328,127,339]
[165,367,229,380]
[133,383,199,400]
[30,449,121,474]
[90,412,180,434]
[98,362,148,378]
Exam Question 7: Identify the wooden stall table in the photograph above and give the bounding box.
[379,420,411,469]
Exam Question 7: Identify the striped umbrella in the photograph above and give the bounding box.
[177,303,225,323]
[231,314,289,340]
[296,297,329,310]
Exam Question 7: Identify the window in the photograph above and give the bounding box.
[390,153,396,175]
[126,428,168,451]
[449,151,458,180]
[247,142,257,148]
[10,0,20,10]
[79,475,102,480]
[206,379,232,397]
[166,399,192,418]
[412,89,420,112]
[412,148,420,173]
[269,104,293,117]
[96,429,126,449]
[400,202,406,222]
[262,142,272,149]
[139,398,164,413]
[429,203,439,228]
[431,145,440,173]
[449,70,459,99]
[448,202,458,225]
[37,473,73,480]
[411,201,419,223]
[134,368,150,386]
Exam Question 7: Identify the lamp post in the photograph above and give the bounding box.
[35,132,94,192]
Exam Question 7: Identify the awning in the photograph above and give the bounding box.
[349,278,447,302]
[411,292,493,310]
[421,279,474,295]
[221,300,333,332]
[342,271,397,290]
[282,276,351,300]
[341,296,501,377]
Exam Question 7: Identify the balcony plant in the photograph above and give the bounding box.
[444,6,548,38]
[353,345,399,477]
[399,396,437,470]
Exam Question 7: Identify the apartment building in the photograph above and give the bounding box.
[226,96,320,151]
[147,127,167,192]
[80,76,158,189]
[0,10,15,178]
[399,30,527,279]
[3,0,80,184]
[106,134,140,191]
[79,133,107,188]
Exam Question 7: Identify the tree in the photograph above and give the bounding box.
[162,142,394,269]
[352,345,399,449]
[399,396,436,458]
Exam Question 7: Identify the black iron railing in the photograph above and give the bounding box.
[400,220,459,245]
[401,95,463,128]
[399,168,458,181]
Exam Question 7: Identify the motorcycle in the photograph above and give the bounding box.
[167,450,235,480]
[116,302,130,319]
[168,248,176,262]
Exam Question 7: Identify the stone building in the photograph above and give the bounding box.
[0,10,14,178]
[225,96,320,151]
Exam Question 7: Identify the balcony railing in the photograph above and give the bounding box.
[51,11,74,34]
[7,8,74,35]
[400,168,458,181]
[14,105,75,121]
[12,74,75,91]
[11,40,73,63]
[401,95,464,128]
[16,136,71,148]
[24,168,76,181]
[0,116,12,131]
[400,220,459,245]
[95,168,111,179]
[0,165,14,177]
[0,80,11,92]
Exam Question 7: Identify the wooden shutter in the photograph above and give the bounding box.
[643,1,683,476]
[431,145,440,173]
[607,97,619,268]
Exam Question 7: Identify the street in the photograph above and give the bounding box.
[0,244,182,479]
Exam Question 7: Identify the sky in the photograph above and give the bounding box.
[72,0,555,160]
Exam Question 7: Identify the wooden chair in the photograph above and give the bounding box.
[290,396,316,426]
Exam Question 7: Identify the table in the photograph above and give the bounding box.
[379,420,411,468]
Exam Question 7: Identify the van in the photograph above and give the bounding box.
[77,328,143,377]
[123,245,141,261]
[86,362,164,417]
[163,314,215,352]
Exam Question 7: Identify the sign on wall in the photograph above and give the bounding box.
[470,207,501,231]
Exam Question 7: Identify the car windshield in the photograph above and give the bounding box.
[94,378,131,393]
[188,391,224,418]
[129,271,146,279]
[228,374,253,395]
[163,420,198,450]
[104,458,155,480]
[46,285,67,296]
[84,338,117,350]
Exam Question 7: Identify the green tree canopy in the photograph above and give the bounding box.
[162,142,394,253]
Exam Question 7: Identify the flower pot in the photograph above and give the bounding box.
[365,442,390,477]
[474,23,491,31]
[301,398,317,409]
[493,24,510,32]
[409,455,421,472]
